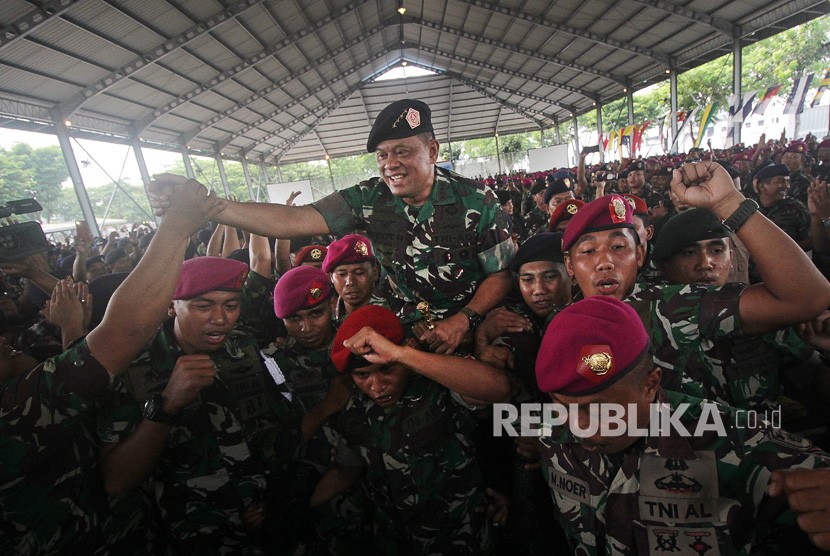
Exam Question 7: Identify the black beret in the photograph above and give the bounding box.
[627,160,645,173]
[754,163,790,181]
[543,178,573,204]
[510,232,564,272]
[652,208,728,262]
[530,181,546,195]
[104,248,127,266]
[495,190,513,206]
[366,99,434,152]
[618,170,629,180]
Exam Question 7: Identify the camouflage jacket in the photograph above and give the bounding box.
[260,335,339,473]
[312,167,514,322]
[539,388,829,555]
[0,340,112,555]
[333,374,491,555]
[787,171,811,206]
[522,207,549,241]
[96,321,300,552]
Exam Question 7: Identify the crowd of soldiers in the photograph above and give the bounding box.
[2,98,830,555]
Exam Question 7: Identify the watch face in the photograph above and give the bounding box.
[143,396,157,418]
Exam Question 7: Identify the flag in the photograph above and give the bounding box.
[753,85,781,116]
[731,92,757,123]
[784,74,814,115]
[669,107,699,153]
[694,103,718,148]
[727,93,739,121]
[634,121,650,153]
[811,71,830,108]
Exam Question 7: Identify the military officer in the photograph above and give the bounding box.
[536,296,830,555]
[322,234,383,322]
[149,99,515,355]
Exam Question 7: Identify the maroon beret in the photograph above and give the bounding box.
[273,265,331,318]
[548,199,585,231]
[818,139,830,150]
[322,234,376,273]
[173,257,248,300]
[536,296,650,395]
[620,194,648,216]
[331,305,404,373]
[732,151,752,163]
[294,245,327,266]
[784,140,808,155]
[561,194,635,252]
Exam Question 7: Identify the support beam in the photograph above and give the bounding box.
[130,137,159,225]
[572,114,580,164]
[215,152,231,197]
[53,118,100,237]
[181,146,195,179]
[670,71,678,151]
[241,158,255,200]
[555,121,562,144]
[732,38,742,146]
[627,90,635,125]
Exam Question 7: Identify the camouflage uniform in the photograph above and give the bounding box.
[625,280,802,411]
[239,269,282,347]
[540,388,829,555]
[96,321,300,553]
[260,336,372,553]
[312,167,514,324]
[750,199,810,283]
[631,183,662,209]
[0,340,111,554]
[522,207,549,241]
[787,170,811,206]
[332,373,491,555]
[561,280,782,411]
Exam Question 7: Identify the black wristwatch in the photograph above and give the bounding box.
[721,198,759,234]
[142,394,177,424]
[460,307,484,332]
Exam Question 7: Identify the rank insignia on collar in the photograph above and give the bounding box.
[576,345,614,383]
[406,108,421,129]
[354,241,369,256]
[610,196,627,222]
[566,203,579,215]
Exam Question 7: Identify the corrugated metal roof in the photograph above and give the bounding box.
[0,0,825,165]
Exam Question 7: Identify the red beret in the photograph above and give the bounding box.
[273,265,331,318]
[818,139,830,150]
[548,199,585,231]
[322,234,376,273]
[732,151,752,163]
[536,296,650,395]
[173,257,248,300]
[331,305,404,373]
[784,140,808,155]
[521,178,533,186]
[620,194,648,216]
[561,194,635,253]
[294,244,327,266]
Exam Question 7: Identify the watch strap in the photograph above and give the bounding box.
[459,307,483,331]
[143,394,177,424]
[721,198,759,234]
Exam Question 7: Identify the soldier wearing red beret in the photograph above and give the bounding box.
[557,163,830,409]
[312,305,509,554]
[536,296,830,555]
[322,234,382,321]
[96,256,301,553]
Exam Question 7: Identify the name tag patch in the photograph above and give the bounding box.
[547,470,590,504]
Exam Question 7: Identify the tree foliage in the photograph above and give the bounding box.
[0,144,68,222]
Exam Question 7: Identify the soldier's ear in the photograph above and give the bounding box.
[167,302,176,318]
[643,366,661,399]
